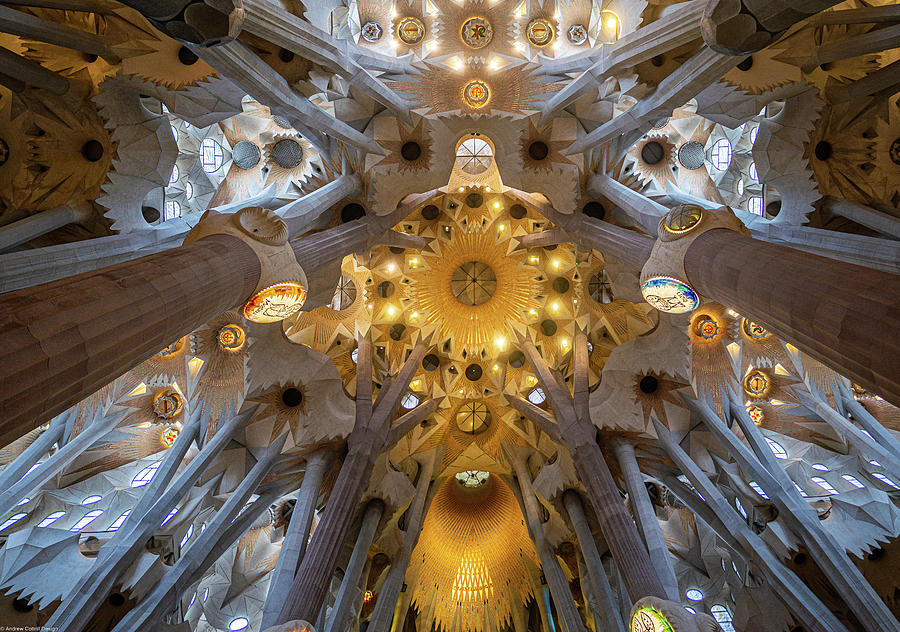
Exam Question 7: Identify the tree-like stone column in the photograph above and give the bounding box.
[276,335,430,625]
[0,206,311,444]
[610,440,680,600]
[262,449,334,630]
[509,330,666,602]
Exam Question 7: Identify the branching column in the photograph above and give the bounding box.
[368,457,435,631]
[611,440,680,600]
[261,449,334,630]
[512,331,666,602]
[276,336,429,624]
[509,450,587,632]
[324,500,385,632]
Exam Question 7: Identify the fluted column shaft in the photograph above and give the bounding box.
[562,491,625,632]
[368,459,434,631]
[683,229,900,406]
[277,438,381,623]
[511,455,587,632]
[324,499,384,632]
[0,234,260,444]
[261,449,332,630]
[611,441,680,601]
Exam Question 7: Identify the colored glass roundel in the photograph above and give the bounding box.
[160,426,180,448]
[744,370,771,398]
[664,204,703,234]
[526,18,554,46]
[463,79,491,108]
[641,276,699,314]
[747,405,764,425]
[244,282,307,323]
[397,17,426,45]
[461,17,492,49]
[567,24,588,45]
[695,317,719,340]
[361,21,383,42]
[217,324,246,351]
[153,390,184,420]
[742,319,769,340]
[630,606,675,632]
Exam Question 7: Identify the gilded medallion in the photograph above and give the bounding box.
[397,16,426,45]
[461,17,492,49]
[462,79,490,108]
[526,18,554,47]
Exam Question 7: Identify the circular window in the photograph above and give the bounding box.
[552,277,570,294]
[641,141,665,165]
[465,192,484,208]
[232,140,261,170]
[377,281,395,298]
[341,203,366,222]
[178,46,199,65]
[229,618,250,632]
[456,137,493,175]
[456,401,491,434]
[421,204,440,220]
[465,363,483,381]
[451,262,497,306]
[508,350,526,368]
[582,201,605,219]
[389,323,406,340]
[664,205,703,234]
[685,589,704,602]
[422,353,440,371]
[509,203,527,219]
[82,140,104,162]
[401,141,422,161]
[361,21,383,42]
[282,387,303,407]
[589,269,613,304]
[678,141,705,170]
[272,138,304,169]
[528,141,549,161]
[330,275,357,310]
[455,470,490,487]
[639,375,658,394]
[540,319,557,336]
[199,138,224,173]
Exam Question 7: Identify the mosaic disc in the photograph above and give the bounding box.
[361,21,383,42]
[567,24,588,45]
[744,370,771,397]
[462,79,490,108]
[526,18,554,47]
[695,317,719,340]
[397,16,426,45]
[742,319,770,340]
[630,606,675,632]
[640,276,699,314]
[244,282,307,323]
[461,17,493,49]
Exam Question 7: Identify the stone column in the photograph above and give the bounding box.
[802,23,900,72]
[261,449,333,630]
[821,196,900,240]
[682,226,900,406]
[510,451,588,632]
[323,500,385,632]
[611,441,680,600]
[0,5,118,61]
[0,205,94,253]
[276,338,428,625]
[0,45,68,95]
[367,458,435,630]
[0,206,312,444]
[562,491,625,632]
[701,0,844,56]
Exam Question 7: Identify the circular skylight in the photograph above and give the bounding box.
[456,137,493,175]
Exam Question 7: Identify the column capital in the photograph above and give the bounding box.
[184,207,308,323]
[639,204,748,314]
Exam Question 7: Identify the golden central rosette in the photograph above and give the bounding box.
[407,220,541,360]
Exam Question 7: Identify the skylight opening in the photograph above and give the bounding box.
[70,510,103,532]
[200,138,224,173]
[37,511,66,528]
[0,512,27,531]
[842,474,866,489]
[709,138,732,170]
[456,137,493,175]
[132,461,161,487]
[811,477,838,495]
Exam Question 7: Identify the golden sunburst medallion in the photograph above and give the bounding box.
[526,18,554,47]
[244,282,307,323]
[461,17,493,49]
[406,220,540,360]
[397,16,426,45]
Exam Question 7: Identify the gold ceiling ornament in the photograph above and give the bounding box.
[152,388,184,420]
[462,79,491,109]
[191,310,250,438]
[117,335,191,397]
[526,18,555,47]
[244,281,308,323]
[409,474,538,632]
[688,303,738,410]
[397,16,426,45]
[404,216,541,361]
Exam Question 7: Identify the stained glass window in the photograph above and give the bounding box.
[0,512,27,531]
[811,463,828,471]
[37,511,66,527]
[709,138,732,170]
[82,495,102,505]
[749,481,769,499]
[180,524,194,548]
[871,472,900,490]
[164,200,181,221]
[455,470,490,487]
[200,138,224,173]
[401,392,420,409]
[711,605,736,632]
[765,437,788,459]
[749,162,758,181]
[811,477,838,494]
[107,510,131,531]
[748,196,763,215]
[842,474,866,489]
[70,510,103,531]
[161,508,178,526]
[168,164,179,184]
[132,461,161,487]
[685,589,703,601]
